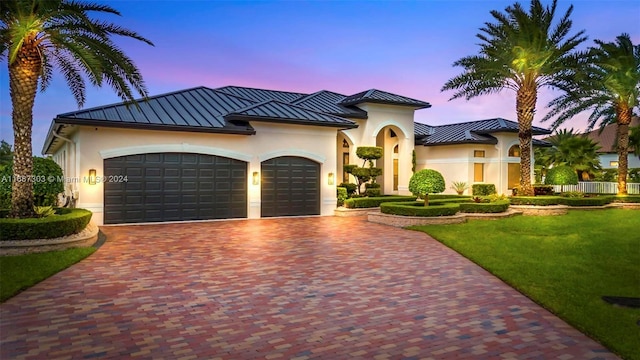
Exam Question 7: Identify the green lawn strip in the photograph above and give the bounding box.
[0,247,96,302]
[409,209,640,360]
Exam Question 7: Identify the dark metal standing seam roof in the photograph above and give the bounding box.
[416,118,551,146]
[216,85,307,103]
[225,100,358,128]
[339,89,432,109]
[292,90,368,119]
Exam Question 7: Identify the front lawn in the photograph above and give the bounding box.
[0,248,96,302]
[410,209,640,360]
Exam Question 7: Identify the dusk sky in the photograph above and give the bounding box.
[0,0,638,154]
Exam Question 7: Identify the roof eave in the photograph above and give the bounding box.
[419,139,498,146]
[49,116,256,138]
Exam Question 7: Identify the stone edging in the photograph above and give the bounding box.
[334,207,374,217]
[0,222,99,256]
[368,208,523,228]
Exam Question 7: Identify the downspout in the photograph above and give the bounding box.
[51,127,78,206]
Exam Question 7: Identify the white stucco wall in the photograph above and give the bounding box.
[415,133,525,195]
[341,104,416,195]
[51,122,339,225]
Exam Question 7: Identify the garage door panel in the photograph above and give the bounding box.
[261,156,319,217]
[104,153,247,224]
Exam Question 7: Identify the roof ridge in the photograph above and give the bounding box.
[215,85,308,97]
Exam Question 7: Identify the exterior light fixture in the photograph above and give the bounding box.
[88,169,97,185]
[252,171,260,185]
[328,172,335,185]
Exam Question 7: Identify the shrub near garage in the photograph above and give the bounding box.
[0,208,92,240]
[0,157,64,207]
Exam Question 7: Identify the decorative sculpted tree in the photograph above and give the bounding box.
[0,0,153,217]
[408,169,445,206]
[344,146,383,195]
[442,0,586,196]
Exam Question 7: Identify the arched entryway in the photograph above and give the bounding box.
[375,125,407,194]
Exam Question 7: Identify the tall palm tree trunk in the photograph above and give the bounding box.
[8,43,40,218]
[615,105,632,195]
[516,86,537,196]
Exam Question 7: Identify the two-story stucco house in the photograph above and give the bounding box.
[42,85,550,225]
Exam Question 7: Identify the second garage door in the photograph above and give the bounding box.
[261,156,320,217]
[104,153,247,224]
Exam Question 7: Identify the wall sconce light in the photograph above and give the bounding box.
[88,169,97,185]
[252,171,260,185]
[328,172,335,185]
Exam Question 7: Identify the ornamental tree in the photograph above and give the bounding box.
[409,169,445,206]
[344,146,383,195]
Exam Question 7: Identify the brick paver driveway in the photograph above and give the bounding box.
[1,217,617,359]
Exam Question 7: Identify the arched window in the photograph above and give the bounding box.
[393,144,399,154]
[342,139,349,148]
[508,145,520,157]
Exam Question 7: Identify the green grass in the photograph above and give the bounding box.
[409,209,640,360]
[0,247,96,302]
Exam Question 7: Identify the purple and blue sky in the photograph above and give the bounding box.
[1,0,639,154]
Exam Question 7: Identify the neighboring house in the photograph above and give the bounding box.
[42,85,550,225]
[584,116,640,169]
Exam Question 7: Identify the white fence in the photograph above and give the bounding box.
[551,182,640,194]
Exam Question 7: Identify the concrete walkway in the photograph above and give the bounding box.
[0,217,618,359]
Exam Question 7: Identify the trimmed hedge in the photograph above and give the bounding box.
[610,195,640,203]
[472,184,496,196]
[459,200,510,213]
[428,194,473,200]
[558,197,612,207]
[344,196,417,209]
[380,201,460,217]
[509,196,562,206]
[0,208,92,241]
[430,198,474,204]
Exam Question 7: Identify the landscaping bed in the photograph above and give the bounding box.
[343,195,416,209]
[0,208,92,241]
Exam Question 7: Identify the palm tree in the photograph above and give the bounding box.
[544,34,640,195]
[538,129,601,180]
[0,0,153,217]
[441,0,586,196]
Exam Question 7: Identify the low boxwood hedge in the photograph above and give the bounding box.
[430,198,475,205]
[610,195,640,203]
[428,194,473,200]
[344,196,417,208]
[0,208,92,241]
[380,201,460,217]
[509,196,562,206]
[558,196,612,207]
[459,200,510,213]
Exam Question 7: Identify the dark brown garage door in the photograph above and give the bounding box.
[104,153,247,224]
[261,156,320,217]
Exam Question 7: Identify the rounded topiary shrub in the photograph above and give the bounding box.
[409,169,445,206]
[0,157,64,206]
[0,208,92,240]
[545,165,578,186]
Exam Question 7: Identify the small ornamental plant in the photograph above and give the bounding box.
[408,169,445,206]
